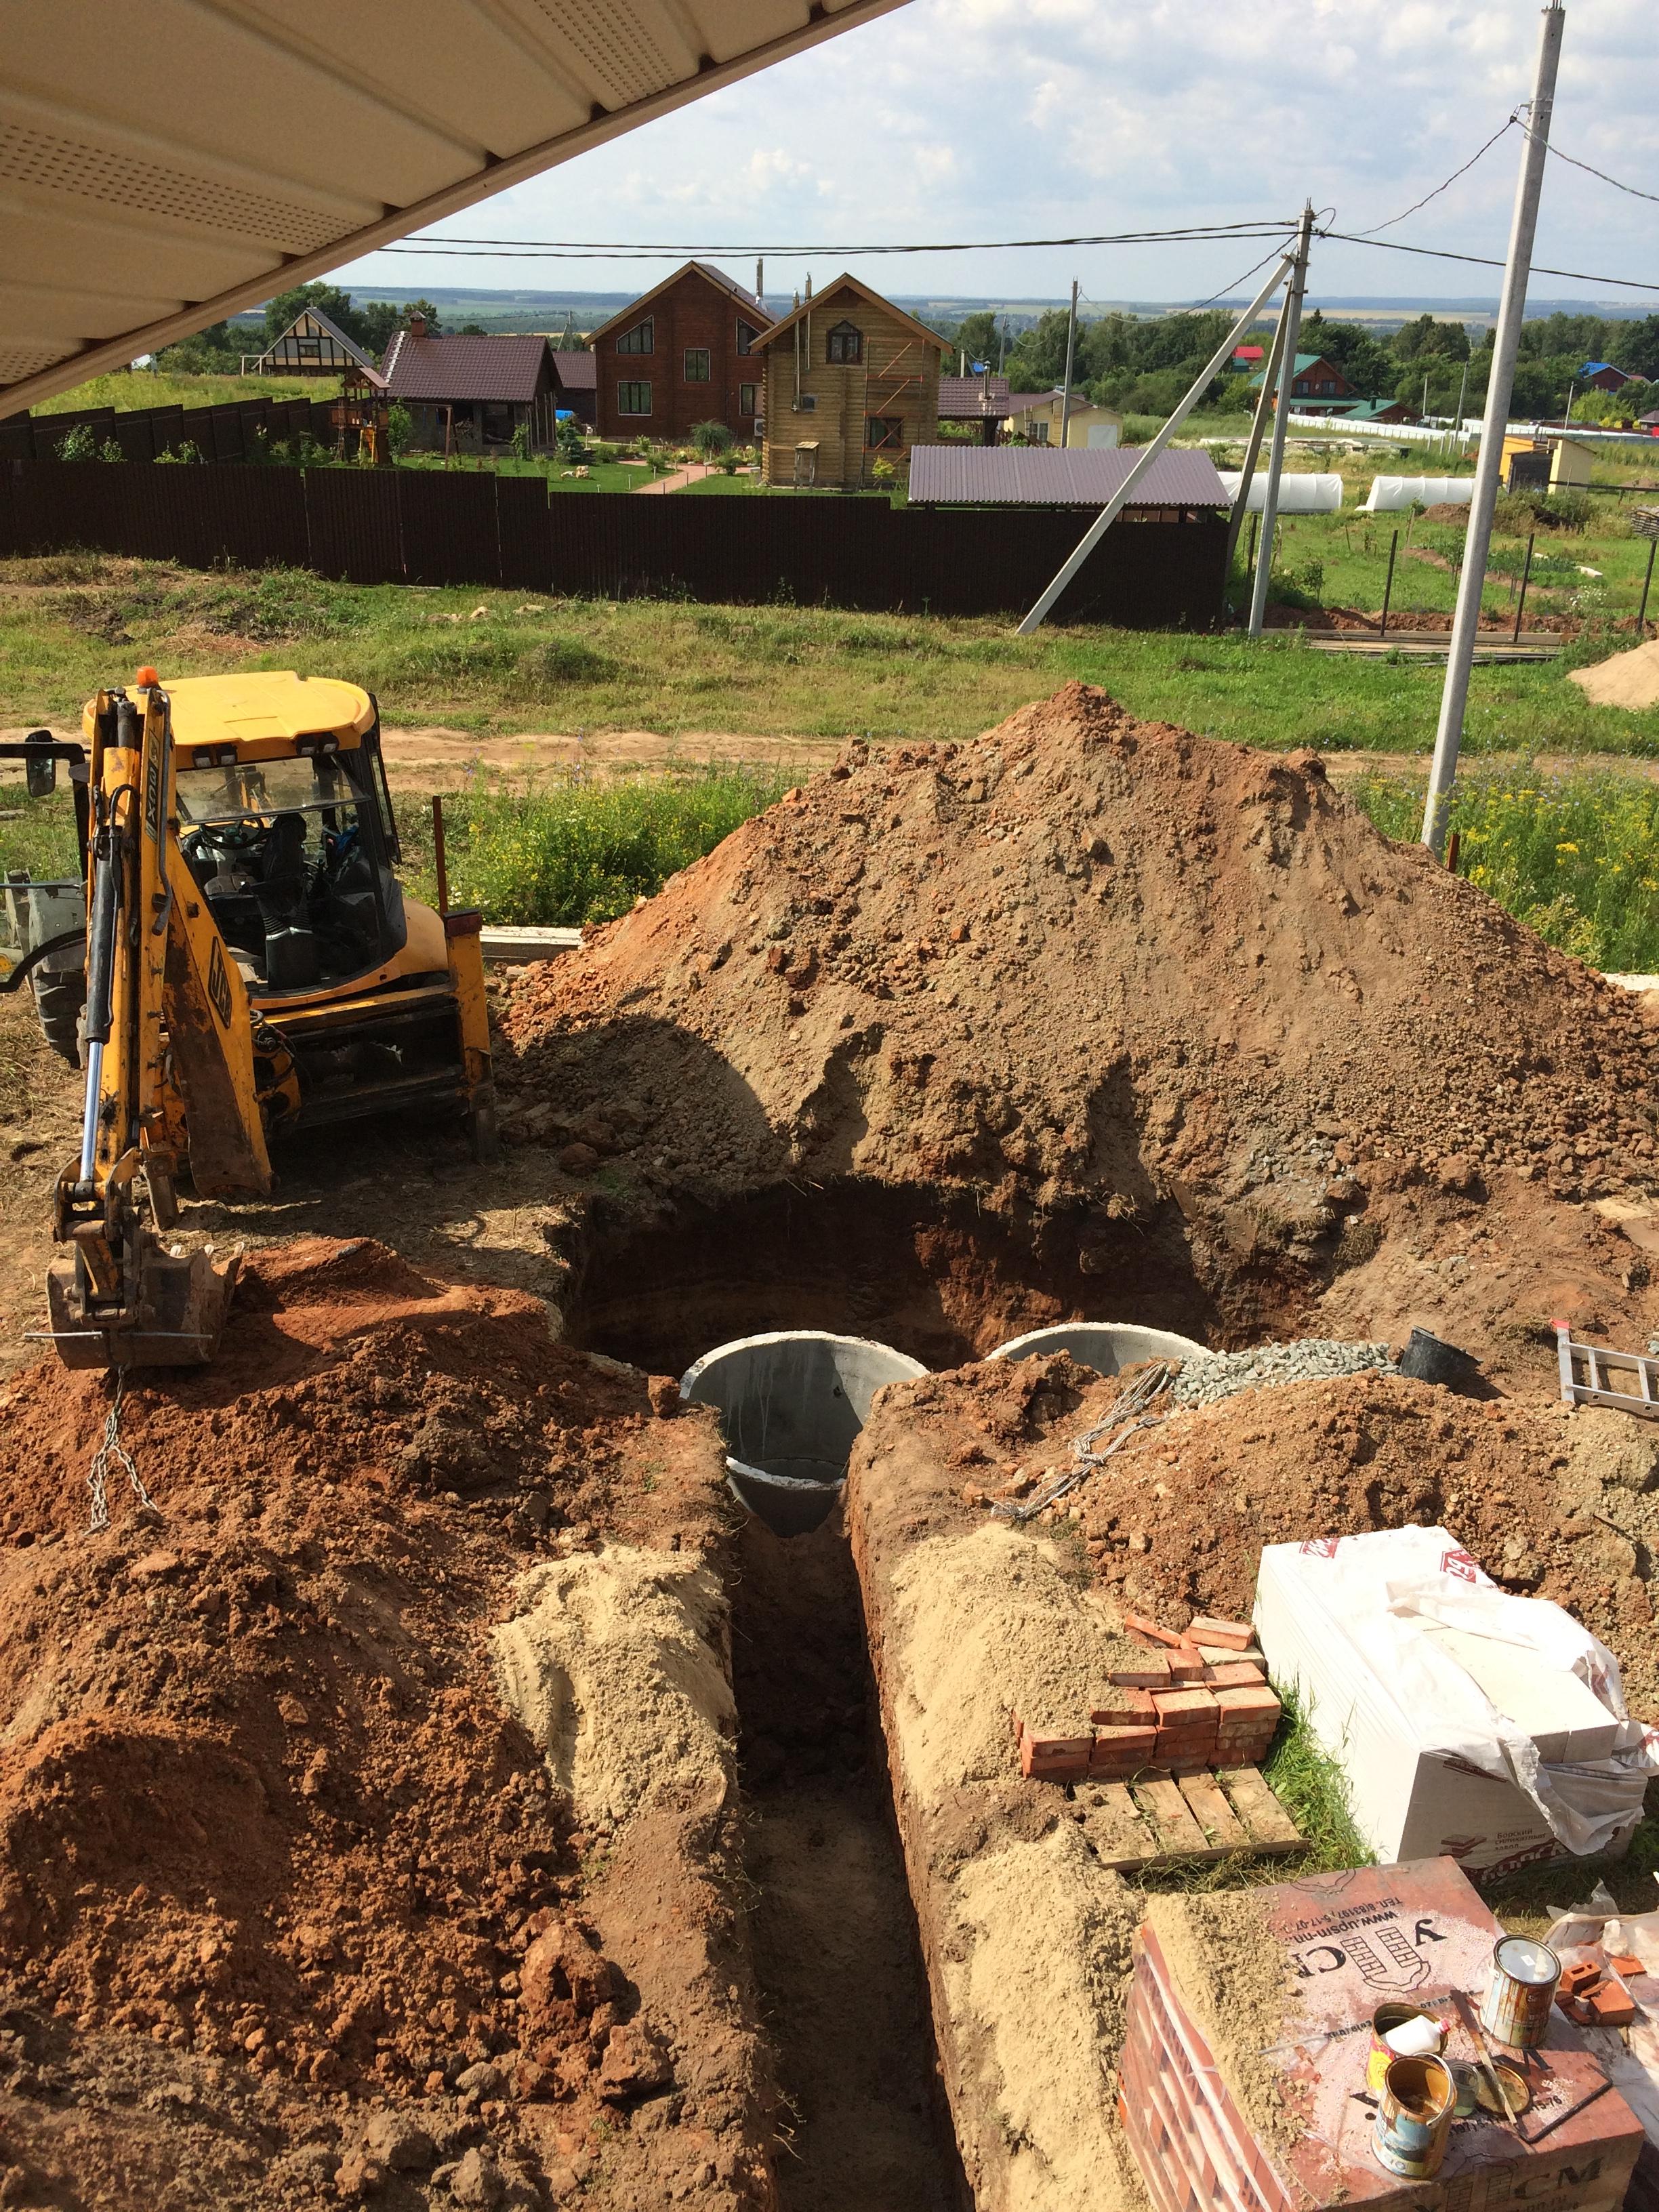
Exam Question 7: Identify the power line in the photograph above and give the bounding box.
[1185,235,1298,314]
[1351,115,1519,236]
[1319,228,1659,297]
[373,219,1298,261]
[1525,124,1659,208]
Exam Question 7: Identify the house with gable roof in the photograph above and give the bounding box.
[589,262,772,443]
[751,274,946,488]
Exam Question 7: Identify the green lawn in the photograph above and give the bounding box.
[1,555,1656,756]
[32,369,342,413]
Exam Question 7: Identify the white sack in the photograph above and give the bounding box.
[1256,1526,1658,1862]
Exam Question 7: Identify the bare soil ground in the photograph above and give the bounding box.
[0,1238,777,2210]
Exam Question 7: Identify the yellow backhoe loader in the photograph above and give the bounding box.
[1,669,497,1370]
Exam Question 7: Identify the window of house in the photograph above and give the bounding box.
[616,317,654,355]
[827,321,863,365]
[684,348,711,382]
[1028,420,1050,444]
[616,380,652,415]
[296,335,321,359]
[739,382,758,415]
[865,415,903,449]
[482,403,514,444]
[736,321,760,356]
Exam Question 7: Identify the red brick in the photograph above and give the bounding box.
[1091,1686,1156,1726]
[1204,1661,1269,1689]
[1166,1643,1206,1684]
[1610,1954,1645,1980]
[1124,1613,1187,1650]
[1559,1995,1595,2026]
[1590,1984,1637,2026]
[1091,1725,1155,1771]
[1020,1729,1092,1776]
[1187,1615,1255,1651]
[1560,1962,1602,1998]
[1214,1685,1280,1722]
[1109,1656,1172,1689]
[1151,1687,1220,1725]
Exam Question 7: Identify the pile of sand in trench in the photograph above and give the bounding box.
[497,681,1659,1369]
[0,1238,775,2212]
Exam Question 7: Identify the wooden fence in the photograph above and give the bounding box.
[0,459,1225,626]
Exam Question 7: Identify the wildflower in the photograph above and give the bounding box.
[1556,842,1579,854]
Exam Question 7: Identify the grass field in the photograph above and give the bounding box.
[3,555,1657,760]
[31,369,343,414]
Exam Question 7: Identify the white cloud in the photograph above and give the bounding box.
[340,0,1659,312]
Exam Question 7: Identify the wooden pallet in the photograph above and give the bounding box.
[1073,1765,1305,1871]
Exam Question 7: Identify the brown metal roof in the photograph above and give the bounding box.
[588,261,771,344]
[907,445,1229,508]
[938,373,1010,418]
[382,331,551,403]
[551,350,596,390]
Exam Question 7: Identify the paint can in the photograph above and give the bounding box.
[1479,1936,1561,2050]
[1366,2003,1447,2097]
[1372,2054,1457,2178]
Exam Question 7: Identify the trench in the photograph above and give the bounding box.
[574,1176,1221,1378]
[729,1508,968,2212]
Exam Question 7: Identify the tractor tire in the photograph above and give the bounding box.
[32,968,86,1067]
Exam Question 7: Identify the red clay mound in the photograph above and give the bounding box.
[0,1239,771,2211]
[498,683,1659,1373]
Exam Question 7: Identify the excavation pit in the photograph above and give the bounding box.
[573,1177,1220,1379]
[680,1328,928,1536]
[987,1320,1209,1372]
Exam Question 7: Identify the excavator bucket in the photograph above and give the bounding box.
[46,1235,240,1370]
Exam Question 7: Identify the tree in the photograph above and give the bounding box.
[1297,310,1397,396]
[691,419,733,459]
[459,323,487,337]
[1391,311,1471,365]
[947,312,1003,372]
[262,281,363,345]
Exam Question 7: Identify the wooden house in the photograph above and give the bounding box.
[380,320,558,452]
[252,306,384,384]
[589,263,771,443]
[753,275,945,488]
[1249,352,1357,404]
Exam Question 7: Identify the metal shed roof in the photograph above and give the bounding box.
[382,331,551,403]
[0,0,909,416]
[907,446,1229,508]
[938,373,1010,419]
[550,350,597,391]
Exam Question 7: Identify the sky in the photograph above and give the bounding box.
[332,0,1659,316]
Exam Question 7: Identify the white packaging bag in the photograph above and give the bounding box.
[1254,1526,1659,1872]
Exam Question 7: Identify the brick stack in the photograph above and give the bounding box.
[1014,1610,1282,1786]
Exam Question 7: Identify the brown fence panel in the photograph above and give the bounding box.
[400,469,499,586]
[302,468,402,583]
[498,476,552,590]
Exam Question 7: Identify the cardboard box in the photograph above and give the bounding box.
[1121,1859,1644,2212]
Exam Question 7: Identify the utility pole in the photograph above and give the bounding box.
[1223,290,1294,589]
[1060,279,1079,448]
[1421,0,1564,856]
[1248,201,1315,640]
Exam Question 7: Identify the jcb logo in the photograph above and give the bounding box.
[207,938,233,1027]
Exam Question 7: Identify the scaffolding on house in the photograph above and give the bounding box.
[857,337,930,487]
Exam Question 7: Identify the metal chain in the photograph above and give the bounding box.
[87,1373,159,1533]
[990,1360,1174,1525]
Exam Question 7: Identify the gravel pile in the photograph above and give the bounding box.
[1171,1338,1396,1410]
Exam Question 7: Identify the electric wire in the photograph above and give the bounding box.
[1318,228,1659,298]
[1525,123,1659,209]
[372,219,1299,261]
[1184,234,1298,314]
[1350,114,1520,237]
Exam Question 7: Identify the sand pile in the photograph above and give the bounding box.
[1570,636,1659,710]
[0,1239,774,2211]
[497,684,1659,1368]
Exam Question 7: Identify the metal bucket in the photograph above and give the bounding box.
[1479,1936,1559,2050]
[1372,2055,1456,2178]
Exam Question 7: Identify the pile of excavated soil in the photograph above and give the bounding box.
[1571,636,1659,710]
[498,682,1659,1373]
[0,1239,775,2212]
[862,1353,1659,1723]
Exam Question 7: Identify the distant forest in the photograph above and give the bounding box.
[925,304,1659,422]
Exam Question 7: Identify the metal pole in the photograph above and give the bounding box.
[1380,529,1398,637]
[1454,361,1469,448]
[1223,289,1294,583]
[1017,251,1294,634]
[1247,203,1315,639]
[431,794,450,914]
[1639,537,1657,632]
[1422,1,1565,854]
[1059,279,1079,448]
[1512,531,1536,642]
